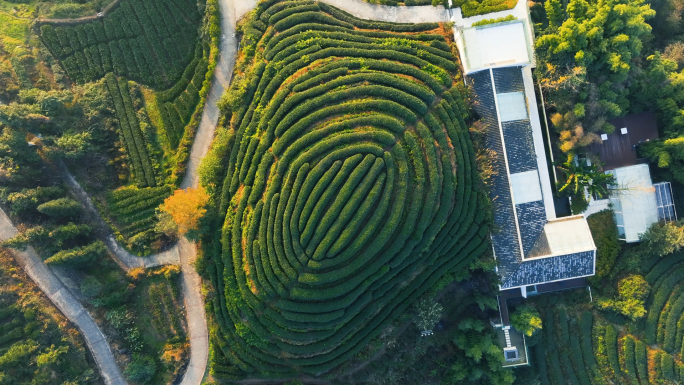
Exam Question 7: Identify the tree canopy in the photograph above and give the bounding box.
[536,0,655,153]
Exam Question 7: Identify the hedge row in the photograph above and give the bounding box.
[605,325,621,380]
[645,264,684,343]
[544,309,565,385]
[157,45,209,149]
[40,0,201,88]
[620,336,639,385]
[635,340,649,384]
[104,73,156,187]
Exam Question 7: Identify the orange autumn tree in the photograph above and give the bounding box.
[158,187,210,236]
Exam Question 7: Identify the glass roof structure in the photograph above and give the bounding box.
[608,164,659,243]
[655,182,677,222]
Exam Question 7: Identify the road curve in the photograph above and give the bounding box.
[0,209,126,385]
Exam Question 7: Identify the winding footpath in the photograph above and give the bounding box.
[0,210,127,385]
[0,0,457,384]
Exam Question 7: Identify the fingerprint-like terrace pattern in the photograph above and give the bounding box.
[206,0,489,378]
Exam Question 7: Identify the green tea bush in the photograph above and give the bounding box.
[662,352,676,381]
[45,240,105,266]
[635,340,648,384]
[199,0,484,378]
[605,325,621,379]
[40,0,202,89]
[106,186,172,254]
[621,336,638,384]
[645,264,684,343]
[36,198,81,218]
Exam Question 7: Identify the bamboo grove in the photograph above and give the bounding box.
[200,0,490,378]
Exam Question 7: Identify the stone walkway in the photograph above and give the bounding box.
[0,209,126,385]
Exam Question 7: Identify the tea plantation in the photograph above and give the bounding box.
[200,0,490,379]
[532,252,684,385]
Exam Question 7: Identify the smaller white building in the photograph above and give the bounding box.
[452,0,535,74]
[608,164,659,243]
[586,163,677,243]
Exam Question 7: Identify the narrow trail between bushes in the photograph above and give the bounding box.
[4,0,458,384]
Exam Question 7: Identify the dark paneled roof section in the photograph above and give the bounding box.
[467,66,596,290]
[502,121,537,174]
[501,251,595,289]
[516,201,547,255]
[467,69,522,279]
[492,66,525,94]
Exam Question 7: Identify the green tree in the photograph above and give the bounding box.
[37,197,82,218]
[536,0,655,152]
[510,305,543,337]
[598,275,650,320]
[640,220,684,257]
[641,137,684,184]
[36,345,69,368]
[44,240,106,266]
[449,318,515,385]
[556,158,616,199]
[52,131,93,160]
[544,0,564,28]
[0,127,44,185]
[414,298,444,332]
[124,354,156,383]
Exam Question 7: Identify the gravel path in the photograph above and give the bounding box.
[0,209,126,385]
[319,0,450,22]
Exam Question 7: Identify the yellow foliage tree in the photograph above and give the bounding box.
[159,187,210,236]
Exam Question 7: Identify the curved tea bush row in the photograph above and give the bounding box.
[643,253,684,348]
[200,0,489,378]
[106,186,172,254]
[105,73,156,187]
[539,304,684,385]
[156,44,210,148]
[40,0,200,88]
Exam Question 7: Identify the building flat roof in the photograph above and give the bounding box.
[461,22,531,72]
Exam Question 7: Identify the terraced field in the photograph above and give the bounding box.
[40,0,200,88]
[202,0,490,379]
[534,252,684,385]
